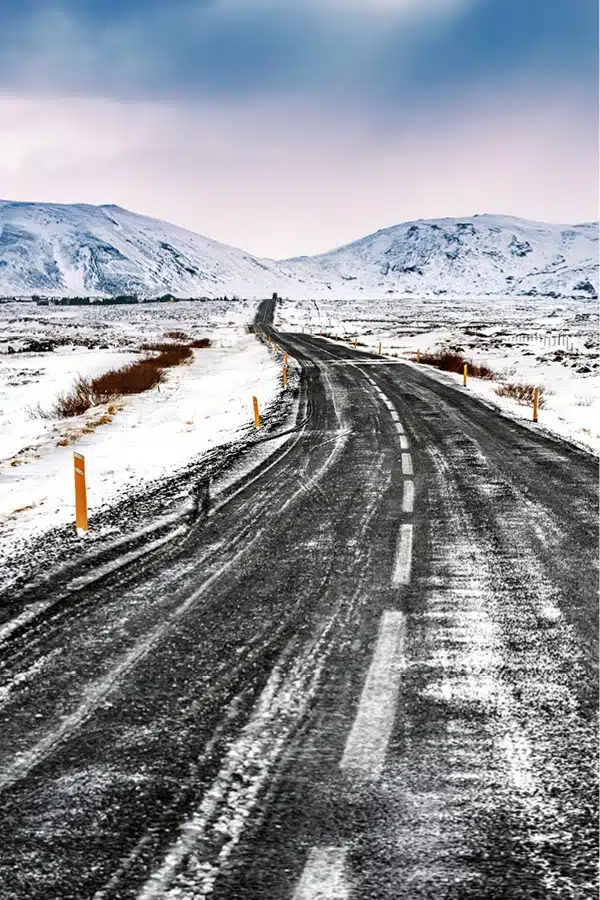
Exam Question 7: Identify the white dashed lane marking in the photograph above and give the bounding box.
[402,480,414,514]
[340,611,406,777]
[401,452,413,476]
[392,523,413,585]
[293,846,349,899]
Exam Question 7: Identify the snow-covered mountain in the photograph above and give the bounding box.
[0,201,291,299]
[0,201,597,300]
[285,214,599,300]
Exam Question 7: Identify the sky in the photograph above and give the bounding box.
[0,0,598,257]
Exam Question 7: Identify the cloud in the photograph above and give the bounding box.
[7,0,592,108]
[1,87,596,258]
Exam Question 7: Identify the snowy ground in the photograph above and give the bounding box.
[276,295,600,453]
[0,300,286,560]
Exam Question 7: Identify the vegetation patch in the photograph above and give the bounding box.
[35,338,212,419]
[417,350,496,380]
[164,330,188,340]
[495,382,545,407]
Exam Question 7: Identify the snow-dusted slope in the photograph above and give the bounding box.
[0,202,597,299]
[285,214,599,299]
[0,201,290,299]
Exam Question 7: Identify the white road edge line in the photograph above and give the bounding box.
[340,611,406,778]
[392,524,413,585]
[399,434,409,450]
[293,846,349,900]
[401,452,413,476]
[402,480,415,514]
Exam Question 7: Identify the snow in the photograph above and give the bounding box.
[0,201,597,300]
[276,295,600,453]
[0,300,284,558]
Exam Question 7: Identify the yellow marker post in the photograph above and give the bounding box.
[283,365,288,388]
[378,342,382,355]
[73,452,88,532]
[253,396,261,428]
[416,349,420,363]
[354,337,358,349]
[463,363,468,387]
[268,335,272,347]
[274,342,278,353]
[533,387,539,423]
[284,351,288,367]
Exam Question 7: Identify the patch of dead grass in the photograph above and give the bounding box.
[418,350,496,380]
[39,338,212,419]
[495,382,545,406]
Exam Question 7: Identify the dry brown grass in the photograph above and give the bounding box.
[417,351,496,380]
[164,330,188,340]
[495,382,545,407]
[44,338,211,419]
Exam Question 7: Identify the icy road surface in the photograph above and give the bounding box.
[0,299,597,899]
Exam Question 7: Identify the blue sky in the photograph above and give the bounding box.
[0,0,597,255]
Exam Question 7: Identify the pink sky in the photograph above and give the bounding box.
[0,87,597,258]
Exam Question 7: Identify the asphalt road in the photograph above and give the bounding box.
[0,298,597,899]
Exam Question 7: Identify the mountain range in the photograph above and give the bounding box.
[0,201,597,300]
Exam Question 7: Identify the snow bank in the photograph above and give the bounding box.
[0,306,283,554]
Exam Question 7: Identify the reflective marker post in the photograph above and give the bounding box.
[253,396,261,428]
[73,452,88,533]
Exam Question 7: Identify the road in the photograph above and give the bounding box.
[0,298,597,899]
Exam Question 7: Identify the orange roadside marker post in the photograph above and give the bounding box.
[73,452,88,532]
[533,387,539,422]
[283,366,288,388]
[378,342,382,355]
[463,363,468,387]
[354,337,358,349]
[253,396,261,428]
[284,351,288,366]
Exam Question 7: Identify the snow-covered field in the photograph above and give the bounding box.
[0,299,285,558]
[276,295,600,452]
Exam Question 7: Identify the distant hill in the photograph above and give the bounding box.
[0,201,597,299]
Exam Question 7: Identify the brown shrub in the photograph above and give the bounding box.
[418,351,496,380]
[52,376,94,417]
[91,361,166,396]
[140,343,194,365]
[189,338,212,348]
[495,382,545,407]
[43,339,211,419]
[165,330,188,340]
